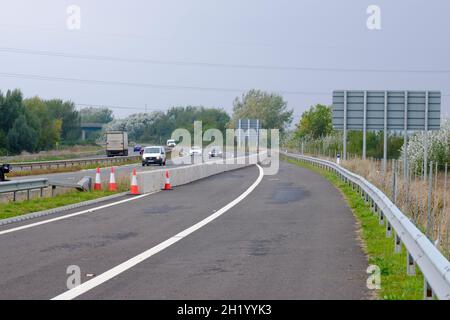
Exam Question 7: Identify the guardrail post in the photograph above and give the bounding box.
[386,221,392,237]
[424,279,434,300]
[395,233,402,253]
[13,191,16,202]
[379,211,385,225]
[407,252,416,275]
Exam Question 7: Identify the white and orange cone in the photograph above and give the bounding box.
[164,170,172,190]
[130,169,140,195]
[109,167,117,192]
[94,167,102,191]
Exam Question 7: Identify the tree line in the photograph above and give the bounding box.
[0,89,81,156]
[1,88,294,155]
[105,89,294,144]
[287,104,449,165]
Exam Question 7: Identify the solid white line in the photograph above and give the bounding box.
[52,164,264,300]
[0,194,151,236]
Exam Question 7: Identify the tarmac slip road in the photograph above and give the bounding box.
[0,161,370,300]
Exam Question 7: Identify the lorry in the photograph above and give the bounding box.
[106,131,129,157]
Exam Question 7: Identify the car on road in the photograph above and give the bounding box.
[0,164,11,181]
[208,146,223,158]
[133,144,142,152]
[189,146,202,156]
[142,146,167,166]
[166,139,176,148]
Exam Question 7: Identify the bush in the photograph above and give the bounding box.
[403,119,450,173]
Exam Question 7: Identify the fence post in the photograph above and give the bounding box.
[392,159,397,204]
[426,161,433,240]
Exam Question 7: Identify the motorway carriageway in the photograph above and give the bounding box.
[0,160,370,299]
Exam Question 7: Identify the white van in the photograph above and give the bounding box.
[142,146,166,166]
[166,139,176,148]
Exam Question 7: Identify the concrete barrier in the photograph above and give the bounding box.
[136,154,260,194]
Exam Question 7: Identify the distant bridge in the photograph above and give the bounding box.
[80,123,104,140]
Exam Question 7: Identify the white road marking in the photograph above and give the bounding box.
[0,193,152,236]
[52,164,264,300]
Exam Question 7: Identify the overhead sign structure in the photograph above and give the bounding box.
[332,91,441,131]
[332,90,441,175]
[237,119,261,148]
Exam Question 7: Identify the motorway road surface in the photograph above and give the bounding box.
[0,160,369,299]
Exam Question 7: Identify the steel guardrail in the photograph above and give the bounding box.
[282,151,450,300]
[0,178,49,201]
[8,155,141,172]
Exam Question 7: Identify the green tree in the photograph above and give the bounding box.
[229,90,293,133]
[24,97,62,150]
[295,104,333,139]
[80,107,114,124]
[7,114,38,153]
[0,89,24,132]
[46,99,81,143]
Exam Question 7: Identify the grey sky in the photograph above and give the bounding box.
[0,0,449,124]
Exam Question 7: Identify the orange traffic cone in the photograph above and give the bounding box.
[130,169,140,195]
[94,167,102,191]
[109,167,117,192]
[164,170,172,190]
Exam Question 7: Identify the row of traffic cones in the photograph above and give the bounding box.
[93,167,172,195]
[94,167,117,191]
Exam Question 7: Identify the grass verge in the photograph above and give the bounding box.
[284,156,424,300]
[0,190,118,220]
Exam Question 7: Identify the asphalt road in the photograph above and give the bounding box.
[0,160,369,300]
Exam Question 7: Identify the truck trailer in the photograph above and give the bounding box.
[106,131,129,157]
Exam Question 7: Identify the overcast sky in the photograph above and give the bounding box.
[0,0,449,124]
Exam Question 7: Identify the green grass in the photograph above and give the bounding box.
[284,156,424,300]
[0,190,117,220]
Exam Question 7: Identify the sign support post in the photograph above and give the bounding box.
[424,91,429,181]
[404,91,408,180]
[383,91,388,173]
[363,91,367,160]
[343,91,348,161]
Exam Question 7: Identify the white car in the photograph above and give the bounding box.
[208,146,223,158]
[166,139,176,148]
[189,146,202,156]
[142,146,166,166]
